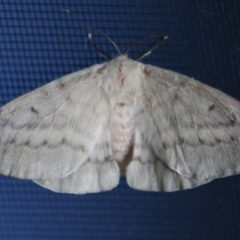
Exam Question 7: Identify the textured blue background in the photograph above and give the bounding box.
[0,1,240,239]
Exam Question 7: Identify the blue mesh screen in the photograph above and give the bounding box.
[0,1,240,239]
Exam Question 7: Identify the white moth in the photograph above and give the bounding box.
[1,40,240,194]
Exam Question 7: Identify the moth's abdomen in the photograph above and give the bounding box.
[111,102,134,170]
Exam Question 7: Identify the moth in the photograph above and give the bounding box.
[0,32,240,194]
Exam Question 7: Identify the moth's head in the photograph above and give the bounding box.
[86,28,168,61]
[106,55,137,69]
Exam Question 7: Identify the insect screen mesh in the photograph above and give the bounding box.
[0,1,240,239]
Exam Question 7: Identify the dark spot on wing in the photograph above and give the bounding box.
[198,138,204,145]
[92,66,107,79]
[144,67,151,77]
[208,104,215,111]
[57,83,66,90]
[31,106,39,114]
[230,136,235,141]
[116,102,126,107]
[96,65,106,74]
[61,138,66,144]
[230,116,236,125]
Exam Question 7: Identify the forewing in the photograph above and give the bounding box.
[126,64,240,191]
[0,64,112,181]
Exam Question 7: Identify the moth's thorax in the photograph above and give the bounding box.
[102,56,142,171]
[100,58,142,111]
[101,56,143,94]
[110,101,134,172]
